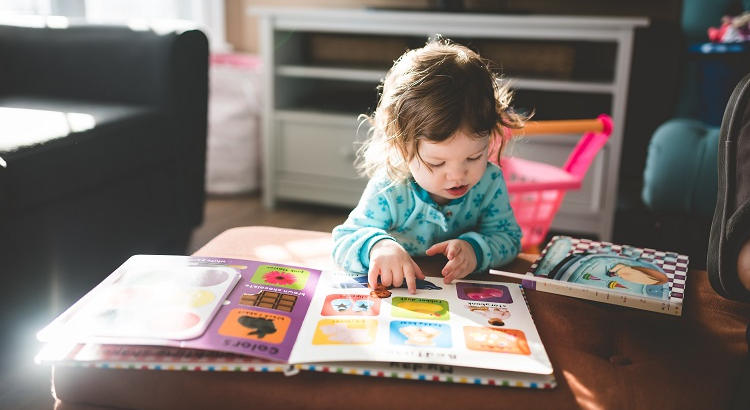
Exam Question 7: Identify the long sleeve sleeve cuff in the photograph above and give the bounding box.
[360,234,396,269]
[459,235,484,273]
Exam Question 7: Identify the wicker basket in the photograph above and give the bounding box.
[307,33,411,68]
[478,41,576,79]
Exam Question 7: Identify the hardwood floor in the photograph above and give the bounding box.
[1,193,350,410]
[188,193,349,253]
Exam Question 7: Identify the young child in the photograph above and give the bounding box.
[332,38,527,294]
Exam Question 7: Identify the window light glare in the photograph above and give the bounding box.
[46,15,69,29]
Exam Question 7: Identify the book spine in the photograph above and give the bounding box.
[56,361,292,373]
[295,364,556,389]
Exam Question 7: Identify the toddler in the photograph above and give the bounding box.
[332,38,527,294]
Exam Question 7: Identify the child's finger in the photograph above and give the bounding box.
[444,267,460,284]
[404,264,417,294]
[444,267,467,284]
[442,258,460,282]
[443,270,456,284]
[391,268,404,288]
[380,269,393,287]
[446,242,461,259]
[445,258,467,283]
[425,241,449,256]
[411,260,426,280]
[368,265,380,289]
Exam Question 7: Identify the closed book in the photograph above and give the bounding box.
[492,236,688,316]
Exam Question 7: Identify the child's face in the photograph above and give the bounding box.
[408,129,489,205]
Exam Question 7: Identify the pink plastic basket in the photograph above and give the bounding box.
[494,114,613,251]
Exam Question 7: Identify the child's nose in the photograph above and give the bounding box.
[445,163,468,181]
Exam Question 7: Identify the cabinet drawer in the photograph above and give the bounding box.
[275,118,364,180]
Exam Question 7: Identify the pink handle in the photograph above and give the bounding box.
[562,114,612,179]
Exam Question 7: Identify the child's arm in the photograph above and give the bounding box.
[332,178,425,293]
[331,178,399,273]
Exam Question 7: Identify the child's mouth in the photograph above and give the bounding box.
[446,185,468,196]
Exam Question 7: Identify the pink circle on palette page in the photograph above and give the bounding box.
[185,268,231,287]
[456,282,513,303]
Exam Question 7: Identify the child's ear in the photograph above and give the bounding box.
[488,128,506,166]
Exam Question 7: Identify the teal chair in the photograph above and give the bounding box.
[642,119,717,218]
[639,0,749,266]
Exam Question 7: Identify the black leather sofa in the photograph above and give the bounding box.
[0,23,208,366]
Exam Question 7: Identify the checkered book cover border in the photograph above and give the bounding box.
[528,236,689,304]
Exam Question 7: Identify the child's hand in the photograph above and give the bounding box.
[369,240,425,294]
[425,239,477,284]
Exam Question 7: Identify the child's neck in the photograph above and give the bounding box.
[430,193,451,205]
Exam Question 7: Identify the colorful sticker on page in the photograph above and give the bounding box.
[456,282,513,303]
[239,291,298,312]
[321,294,380,316]
[391,297,450,321]
[250,265,310,290]
[218,308,291,344]
[390,320,452,348]
[463,327,530,355]
[463,302,511,326]
[312,319,378,345]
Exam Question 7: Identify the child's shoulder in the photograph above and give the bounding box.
[365,172,412,196]
[479,161,505,185]
[485,161,502,173]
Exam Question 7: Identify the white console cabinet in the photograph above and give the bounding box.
[252,7,647,241]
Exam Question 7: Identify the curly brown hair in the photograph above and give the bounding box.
[357,38,529,183]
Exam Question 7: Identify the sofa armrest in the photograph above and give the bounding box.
[641,118,718,217]
[0,24,209,227]
[0,24,206,107]
[167,29,209,227]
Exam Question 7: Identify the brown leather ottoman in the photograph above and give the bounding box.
[51,227,750,410]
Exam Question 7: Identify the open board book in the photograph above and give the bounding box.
[37,255,555,388]
[492,236,689,316]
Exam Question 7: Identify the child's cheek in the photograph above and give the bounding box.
[472,162,488,184]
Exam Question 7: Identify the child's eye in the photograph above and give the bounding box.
[467,155,482,161]
[428,161,445,167]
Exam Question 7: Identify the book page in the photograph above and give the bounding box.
[38,255,323,363]
[39,256,553,374]
[288,270,552,375]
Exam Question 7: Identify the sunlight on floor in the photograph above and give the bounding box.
[564,369,602,410]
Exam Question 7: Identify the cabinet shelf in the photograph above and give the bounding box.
[277,65,384,83]
[277,64,615,94]
[275,110,359,125]
[511,78,614,94]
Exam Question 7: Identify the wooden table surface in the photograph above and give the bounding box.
[51,226,750,410]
